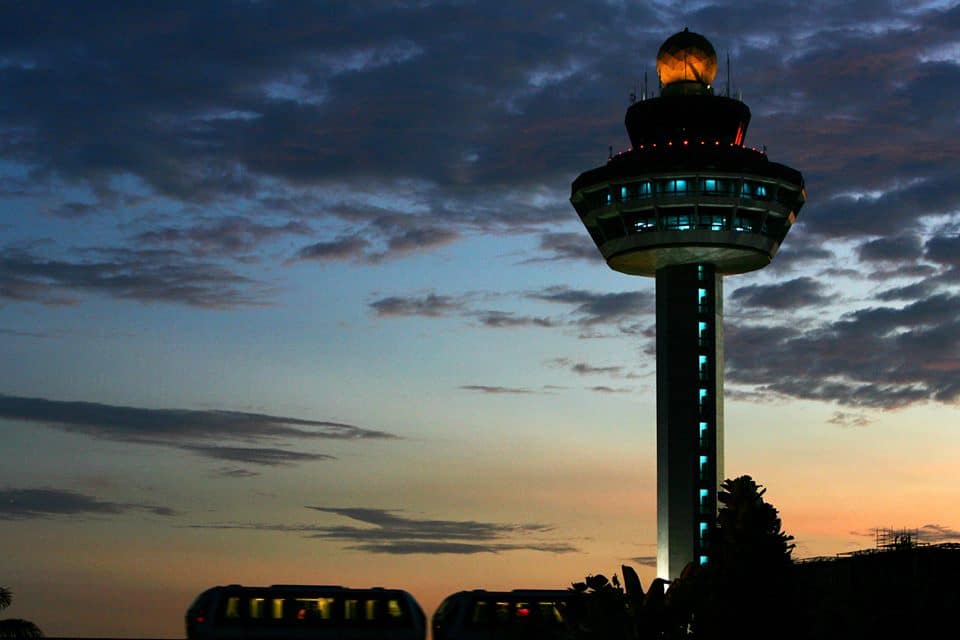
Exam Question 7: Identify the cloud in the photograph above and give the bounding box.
[528,232,601,263]
[725,294,960,408]
[765,243,835,274]
[459,385,536,395]
[531,286,652,326]
[0,487,176,520]
[563,360,623,376]
[183,446,336,466]
[190,506,577,555]
[292,235,369,262]
[369,226,459,262]
[917,524,960,543]
[925,234,960,268]
[875,280,940,302]
[588,386,632,394]
[627,556,658,568]
[369,293,468,317]
[138,217,312,258]
[0,328,50,338]
[729,277,836,310]
[0,394,396,467]
[348,541,577,554]
[826,411,873,428]
[858,234,924,263]
[292,227,458,264]
[0,247,268,308]
[213,467,261,478]
[474,311,556,328]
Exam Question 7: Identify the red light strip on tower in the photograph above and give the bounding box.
[733,124,745,146]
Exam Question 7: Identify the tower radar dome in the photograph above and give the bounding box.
[657,28,718,87]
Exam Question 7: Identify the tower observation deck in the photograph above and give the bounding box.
[570,29,805,580]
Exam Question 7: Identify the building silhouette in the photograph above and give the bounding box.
[570,29,805,579]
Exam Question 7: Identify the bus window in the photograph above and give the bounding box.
[538,601,565,625]
[515,602,531,618]
[224,597,241,620]
[387,599,405,620]
[250,598,264,619]
[344,599,359,621]
[470,601,490,626]
[295,597,334,622]
[271,599,283,620]
[364,599,376,621]
[494,601,510,624]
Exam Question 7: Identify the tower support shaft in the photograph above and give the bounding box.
[656,263,724,579]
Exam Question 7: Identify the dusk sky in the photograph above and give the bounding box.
[2,1,960,636]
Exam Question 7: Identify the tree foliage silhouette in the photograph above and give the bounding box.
[674,475,796,639]
[0,587,43,639]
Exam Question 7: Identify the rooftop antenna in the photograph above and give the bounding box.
[726,50,731,98]
[643,68,648,100]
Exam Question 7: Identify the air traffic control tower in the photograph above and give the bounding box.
[570,29,805,579]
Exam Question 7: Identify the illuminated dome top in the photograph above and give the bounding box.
[657,28,717,87]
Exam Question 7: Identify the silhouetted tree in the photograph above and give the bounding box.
[672,475,796,639]
[0,587,43,639]
[570,476,796,639]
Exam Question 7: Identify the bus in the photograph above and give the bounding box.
[432,589,578,640]
[186,584,426,640]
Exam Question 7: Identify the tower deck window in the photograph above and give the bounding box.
[664,212,694,230]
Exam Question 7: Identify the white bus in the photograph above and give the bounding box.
[186,584,426,640]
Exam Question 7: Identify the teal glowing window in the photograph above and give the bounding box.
[704,178,717,191]
[756,184,768,197]
[704,214,726,231]
[621,186,628,200]
[698,321,708,345]
[698,288,707,305]
[605,191,612,204]
[699,422,708,438]
[665,214,693,230]
[699,355,708,368]
[698,265,704,280]
[635,216,656,231]
[639,182,652,196]
[675,179,687,192]
[700,489,709,506]
[700,522,709,538]
[733,214,752,232]
[699,555,708,566]
[699,455,708,471]
[699,388,708,404]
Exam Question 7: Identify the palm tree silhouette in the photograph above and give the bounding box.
[0,587,43,639]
